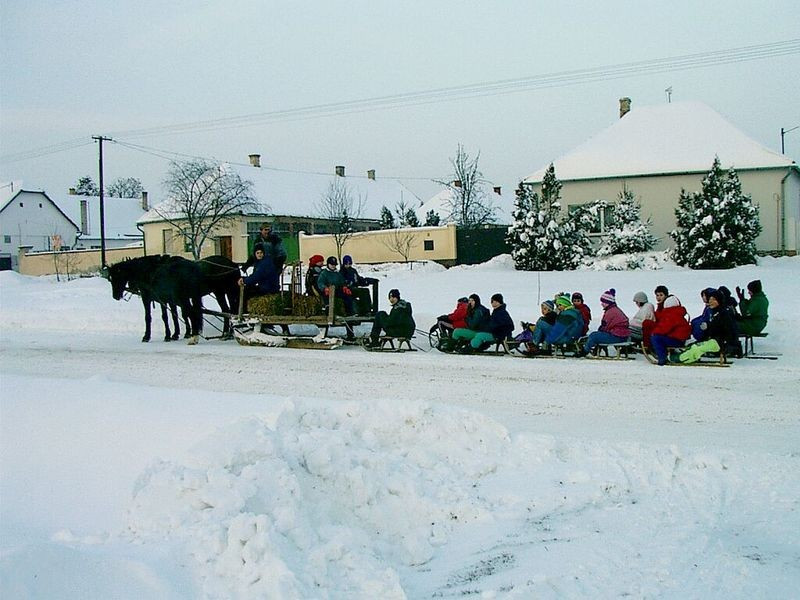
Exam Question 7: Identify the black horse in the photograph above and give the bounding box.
[107,255,205,344]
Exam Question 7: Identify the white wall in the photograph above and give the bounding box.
[0,192,79,262]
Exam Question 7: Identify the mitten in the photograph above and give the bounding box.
[343,287,352,296]
[323,288,330,296]
[700,322,708,330]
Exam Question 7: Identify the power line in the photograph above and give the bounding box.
[0,138,94,164]
[106,39,800,139]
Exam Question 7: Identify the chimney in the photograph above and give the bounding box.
[80,199,89,235]
[335,165,345,177]
[248,154,261,167]
[453,180,462,188]
[493,186,502,195]
[141,191,149,211]
[367,169,375,180]
[68,188,76,195]
[619,97,631,119]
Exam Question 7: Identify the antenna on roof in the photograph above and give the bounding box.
[665,86,673,103]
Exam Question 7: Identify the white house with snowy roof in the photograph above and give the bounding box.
[523,100,800,254]
[56,191,148,250]
[138,157,420,262]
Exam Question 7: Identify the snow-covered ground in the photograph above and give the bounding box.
[1,256,798,599]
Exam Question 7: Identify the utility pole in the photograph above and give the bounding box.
[781,125,799,154]
[92,135,112,268]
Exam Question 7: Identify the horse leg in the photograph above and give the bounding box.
[169,303,181,340]
[141,297,152,342]
[182,307,192,339]
[160,302,172,341]
[186,297,202,345]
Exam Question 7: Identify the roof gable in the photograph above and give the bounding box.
[51,193,147,239]
[0,189,79,230]
[525,101,796,182]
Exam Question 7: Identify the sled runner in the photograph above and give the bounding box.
[641,343,730,367]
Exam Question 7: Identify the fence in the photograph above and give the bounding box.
[17,245,145,277]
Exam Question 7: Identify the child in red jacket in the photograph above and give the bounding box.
[649,295,691,365]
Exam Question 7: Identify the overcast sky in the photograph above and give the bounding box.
[1,0,798,203]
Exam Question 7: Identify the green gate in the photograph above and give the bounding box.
[455,225,510,265]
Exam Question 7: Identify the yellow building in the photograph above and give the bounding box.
[524,100,800,254]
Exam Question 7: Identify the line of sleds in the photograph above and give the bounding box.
[432,332,778,367]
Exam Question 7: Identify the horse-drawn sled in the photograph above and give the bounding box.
[229,262,380,350]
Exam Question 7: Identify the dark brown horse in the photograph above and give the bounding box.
[107,255,205,344]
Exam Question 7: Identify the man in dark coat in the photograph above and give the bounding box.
[242,222,287,273]
[238,243,280,302]
[366,288,415,346]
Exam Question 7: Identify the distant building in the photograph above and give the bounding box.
[0,189,79,270]
[523,100,800,254]
[138,159,419,262]
[56,190,148,250]
[415,183,511,225]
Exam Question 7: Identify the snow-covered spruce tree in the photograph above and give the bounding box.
[506,181,535,270]
[424,210,441,226]
[560,202,596,268]
[507,164,581,270]
[379,205,396,229]
[596,187,656,256]
[670,157,761,269]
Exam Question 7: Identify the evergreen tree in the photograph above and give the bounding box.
[506,181,535,270]
[379,205,396,229]
[507,164,582,270]
[424,210,441,226]
[74,176,99,196]
[404,208,420,227]
[596,187,656,256]
[670,157,761,268]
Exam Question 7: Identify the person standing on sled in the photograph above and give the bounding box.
[366,288,415,347]
[453,293,513,353]
[451,294,491,351]
[736,279,769,336]
[649,294,692,366]
[673,289,738,364]
[576,289,630,357]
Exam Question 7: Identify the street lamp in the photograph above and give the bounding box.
[781,125,799,154]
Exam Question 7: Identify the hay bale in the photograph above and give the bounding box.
[292,294,323,317]
[246,292,291,317]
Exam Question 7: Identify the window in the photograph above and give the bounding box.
[161,228,172,253]
[569,203,615,234]
[424,240,434,251]
[39,203,43,208]
[3,235,10,244]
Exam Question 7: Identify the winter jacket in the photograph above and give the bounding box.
[385,299,416,338]
[706,305,738,349]
[242,234,287,271]
[598,304,630,338]
[243,257,280,293]
[341,265,367,288]
[546,307,584,344]
[488,303,515,341]
[737,291,769,335]
[651,305,691,341]
[465,304,491,332]
[630,302,656,329]
[448,300,469,329]
[305,265,322,296]
[576,303,592,336]
[317,267,347,293]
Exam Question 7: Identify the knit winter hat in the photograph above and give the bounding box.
[309,254,324,266]
[253,243,266,253]
[342,255,353,266]
[555,295,572,310]
[541,300,555,311]
[388,288,400,299]
[633,291,648,304]
[708,289,725,305]
[747,279,762,294]
[458,296,468,303]
[571,292,584,302]
[326,256,338,266]
[491,293,504,304]
[600,289,617,306]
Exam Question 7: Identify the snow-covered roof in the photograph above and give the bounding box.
[416,186,512,225]
[524,101,796,183]
[139,164,420,224]
[53,193,147,240]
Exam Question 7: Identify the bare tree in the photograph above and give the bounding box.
[159,159,258,259]
[380,227,419,265]
[316,178,365,261]
[435,144,497,228]
[107,177,144,198]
